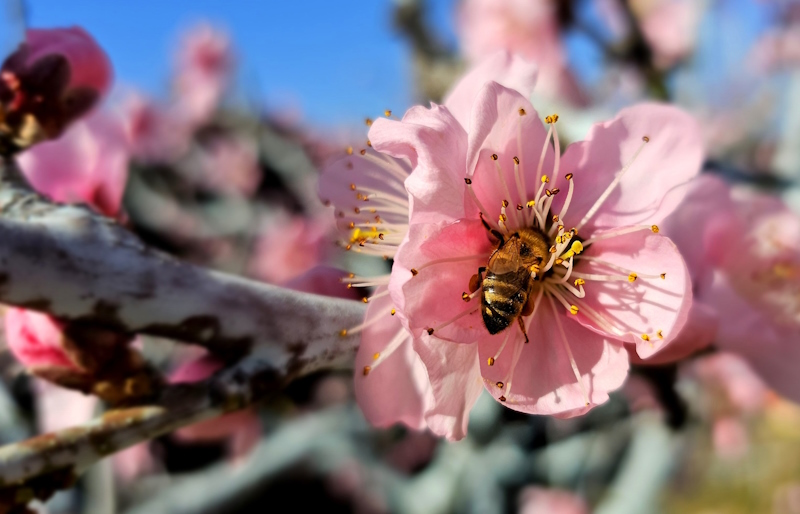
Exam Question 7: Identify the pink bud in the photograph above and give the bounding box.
[4,308,78,372]
[0,26,112,152]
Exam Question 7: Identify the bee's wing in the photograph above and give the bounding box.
[488,238,521,275]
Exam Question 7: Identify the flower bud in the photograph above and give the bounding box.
[0,27,112,155]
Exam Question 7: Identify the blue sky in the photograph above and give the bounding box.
[13,0,458,129]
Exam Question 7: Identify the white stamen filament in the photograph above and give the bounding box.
[553,175,575,235]
[493,158,521,227]
[429,305,480,334]
[414,254,486,273]
[369,328,409,371]
[359,152,410,183]
[466,181,503,232]
[548,295,590,406]
[578,256,663,279]
[576,138,650,232]
[581,226,653,246]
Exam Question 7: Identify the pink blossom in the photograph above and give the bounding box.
[123,92,191,162]
[712,416,749,460]
[0,27,112,146]
[172,24,234,127]
[457,0,587,105]
[248,213,333,285]
[700,190,800,402]
[170,354,262,460]
[4,309,80,373]
[17,108,130,217]
[368,59,701,427]
[193,135,262,196]
[632,0,702,69]
[518,487,589,514]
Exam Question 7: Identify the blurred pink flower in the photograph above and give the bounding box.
[712,416,749,460]
[283,265,362,301]
[370,60,701,424]
[123,92,191,162]
[248,213,333,284]
[5,309,79,373]
[700,190,800,402]
[170,354,262,460]
[17,108,130,217]
[195,135,262,196]
[748,25,800,72]
[457,0,588,105]
[632,0,701,69]
[173,24,234,127]
[0,26,112,144]
[518,487,589,514]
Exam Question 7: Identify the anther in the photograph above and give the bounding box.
[502,199,509,208]
[346,284,352,289]
[378,233,385,240]
[363,366,371,376]
[565,173,573,180]
[373,353,380,360]
[513,156,520,164]
[642,136,650,142]
[526,200,536,208]
[464,177,472,185]
[518,108,526,116]
[462,292,471,302]
[350,183,356,191]
[552,215,560,223]
[570,305,579,315]
[410,268,419,276]
[574,278,585,286]
[541,175,550,183]
[496,382,504,388]
[366,140,372,147]
[384,110,392,117]
[365,118,373,126]
[555,258,564,265]
[499,213,507,222]
[488,357,495,366]
[628,273,638,282]
[354,207,360,214]
[660,273,666,279]
[360,149,366,155]
[491,154,498,161]
[641,334,650,341]
[345,244,352,250]
[499,395,507,402]
[339,329,348,337]
[549,246,557,253]
[657,330,664,339]
[346,146,353,155]
[545,189,552,197]
[348,222,355,229]
[390,309,396,315]
[362,297,369,303]
[517,204,523,211]
[426,328,434,335]
[551,188,560,195]
[651,225,660,233]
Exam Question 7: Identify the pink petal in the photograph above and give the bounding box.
[706,273,800,403]
[354,287,430,431]
[413,334,483,441]
[574,230,692,359]
[283,265,362,301]
[443,51,538,129]
[630,301,717,365]
[368,105,468,223]
[389,219,492,342]
[477,305,629,416]
[4,309,77,371]
[554,103,703,233]
[465,82,555,224]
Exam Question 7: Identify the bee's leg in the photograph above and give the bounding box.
[468,266,486,293]
[480,212,505,243]
[517,316,529,344]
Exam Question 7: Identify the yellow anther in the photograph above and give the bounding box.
[491,153,498,161]
[651,225,660,233]
[502,199,509,208]
[363,366,371,376]
[384,110,392,117]
[499,213,507,222]
[496,381,504,388]
[642,136,650,142]
[518,108,527,116]
[657,330,664,339]
[660,273,666,279]
[373,352,380,360]
[362,297,369,303]
[541,175,550,183]
[410,268,419,276]
[339,329,348,337]
[628,273,638,282]
[366,139,372,147]
[526,200,536,208]
[513,156,520,164]
[555,258,564,265]
[561,241,584,260]
[462,292,471,302]
[574,278,585,286]
[570,305,579,315]
[641,334,650,341]
[390,308,396,315]
[365,118,373,126]
[350,183,357,191]
[346,146,353,155]
[359,149,366,155]
[530,264,540,274]
[516,204,523,210]
[488,357,495,366]
[565,173,573,180]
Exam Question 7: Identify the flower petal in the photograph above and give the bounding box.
[354,287,431,431]
[443,51,538,129]
[573,229,692,359]
[465,81,555,225]
[554,103,703,232]
[369,105,468,223]
[629,301,717,365]
[477,304,629,416]
[413,334,483,441]
[390,219,492,342]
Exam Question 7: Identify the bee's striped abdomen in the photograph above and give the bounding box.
[481,271,529,335]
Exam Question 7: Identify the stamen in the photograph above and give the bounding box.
[552,172,575,236]
[576,136,650,232]
[581,226,654,246]
[548,295,590,406]
[426,305,480,335]
[465,178,504,233]
[340,305,395,337]
[493,156,520,227]
[412,254,486,274]
[366,328,409,374]
[578,256,664,280]
[489,330,513,366]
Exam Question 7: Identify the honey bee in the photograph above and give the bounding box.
[469,223,550,341]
